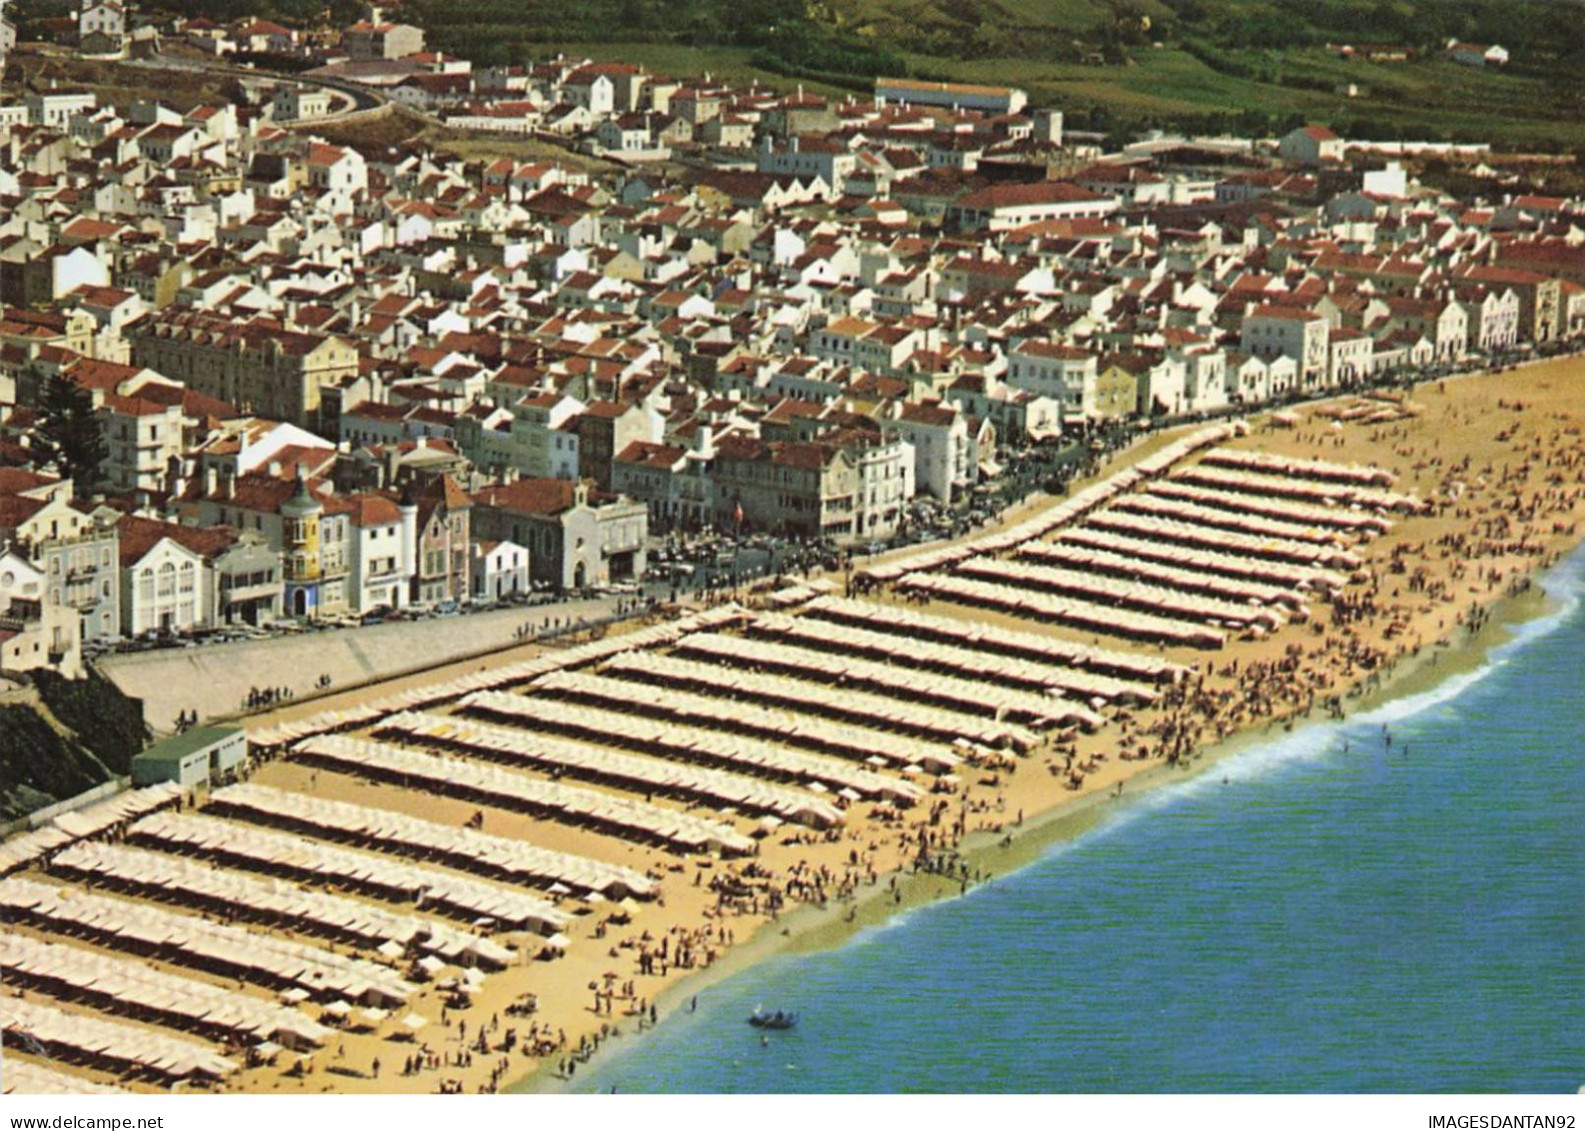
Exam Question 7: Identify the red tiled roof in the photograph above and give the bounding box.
[472,478,578,516]
[344,493,402,527]
[955,181,1105,211]
[117,514,240,566]
[1245,304,1323,323]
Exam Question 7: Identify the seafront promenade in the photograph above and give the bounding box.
[99,594,639,732]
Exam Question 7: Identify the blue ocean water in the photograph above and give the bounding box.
[574,550,1585,1094]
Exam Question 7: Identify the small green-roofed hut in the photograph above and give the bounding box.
[131,726,247,788]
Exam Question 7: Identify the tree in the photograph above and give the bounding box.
[33,374,107,494]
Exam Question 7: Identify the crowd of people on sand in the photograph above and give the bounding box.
[220,389,1585,1099]
[371,1007,577,1093]
[1093,404,1585,778]
[556,1021,631,1080]
[527,399,1581,1070]
[600,402,1580,1044]
[585,978,662,1033]
[627,919,743,976]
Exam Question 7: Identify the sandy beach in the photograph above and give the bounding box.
[5,358,1583,1097]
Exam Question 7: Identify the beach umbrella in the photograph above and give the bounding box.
[402,1013,428,1033]
[547,883,572,896]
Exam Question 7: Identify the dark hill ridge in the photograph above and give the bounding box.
[369,0,1585,74]
[0,702,116,821]
[36,0,1585,70]
[390,0,1585,149]
[12,0,1585,146]
[0,669,147,823]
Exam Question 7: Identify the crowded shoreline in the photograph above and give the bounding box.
[522,530,1579,1094]
[5,358,1584,1098]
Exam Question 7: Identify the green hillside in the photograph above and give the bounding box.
[395,0,1585,148]
[0,670,148,823]
[16,0,1585,146]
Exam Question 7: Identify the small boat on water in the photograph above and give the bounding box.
[747,1007,798,1030]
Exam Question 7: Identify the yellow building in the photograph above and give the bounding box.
[280,470,323,618]
[1094,361,1142,419]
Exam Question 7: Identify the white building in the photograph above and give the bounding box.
[1278,125,1345,166]
[345,494,417,614]
[948,182,1117,232]
[1362,161,1408,198]
[1328,328,1373,387]
[758,135,859,195]
[1006,341,1098,418]
[563,68,615,114]
[78,0,126,42]
[886,401,971,503]
[26,91,98,128]
[1138,355,1188,417]
[852,437,915,543]
[1448,42,1508,67]
[26,245,110,303]
[1457,286,1520,352]
[307,143,368,194]
[273,85,332,122]
[1176,346,1230,412]
[874,77,1027,115]
[120,532,204,638]
[1241,305,1331,389]
[472,539,530,601]
[0,550,83,678]
[1385,296,1468,363]
[99,394,184,493]
[510,392,584,479]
